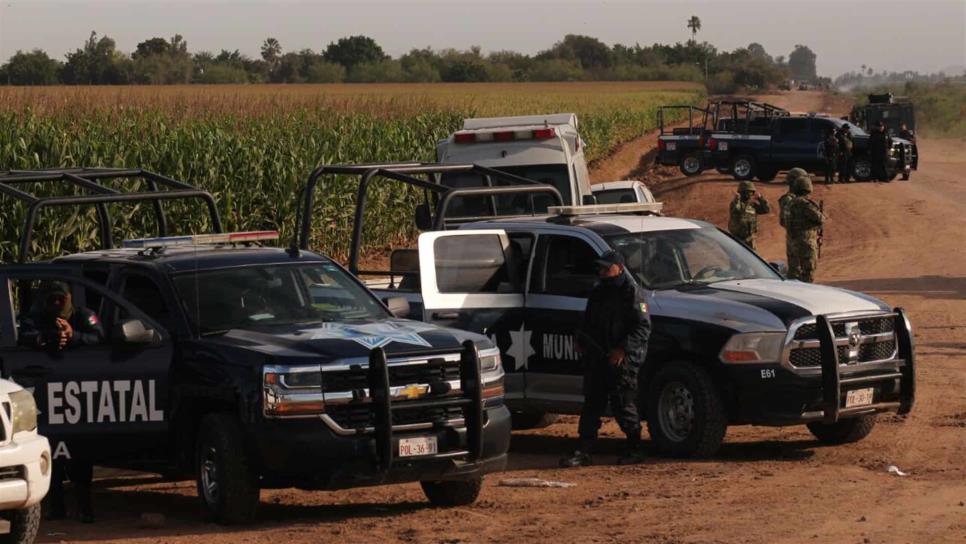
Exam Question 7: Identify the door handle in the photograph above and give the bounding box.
[432,312,459,320]
[15,366,49,378]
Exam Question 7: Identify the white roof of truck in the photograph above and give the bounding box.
[462,113,578,131]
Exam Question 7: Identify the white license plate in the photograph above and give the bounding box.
[666,142,676,151]
[845,388,874,408]
[719,141,729,151]
[399,436,438,457]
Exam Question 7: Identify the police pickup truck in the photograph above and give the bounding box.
[301,164,915,457]
[707,113,918,182]
[0,169,509,524]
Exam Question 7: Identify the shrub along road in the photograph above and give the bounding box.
[37,92,966,543]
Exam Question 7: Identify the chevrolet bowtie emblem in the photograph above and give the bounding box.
[397,384,430,400]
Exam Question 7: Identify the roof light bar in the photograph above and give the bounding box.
[122,230,279,249]
[453,127,557,144]
[549,202,664,216]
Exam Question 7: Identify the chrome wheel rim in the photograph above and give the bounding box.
[200,446,219,504]
[854,161,871,179]
[683,156,701,174]
[733,160,752,178]
[658,381,695,442]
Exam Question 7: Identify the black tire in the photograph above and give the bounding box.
[679,153,704,177]
[0,504,41,544]
[421,478,482,507]
[901,170,911,181]
[511,411,559,430]
[852,157,872,181]
[646,361,727,458]
[756,168,778,182]
[196,413,260,525]
[730,156,756,181]
[806,415,877,445]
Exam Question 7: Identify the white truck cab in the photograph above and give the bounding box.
[0,379,51,544]
[437,113,593,207]
[591,180,657,205]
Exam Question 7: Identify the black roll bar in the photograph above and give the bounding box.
[0,168,223,262]
[297,162,564,274]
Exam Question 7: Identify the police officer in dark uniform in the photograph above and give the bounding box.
[18,281,102,523]
[822,127,839,184]
[836,124,854,183]
[869,121,892,182]
[561,250,651,467]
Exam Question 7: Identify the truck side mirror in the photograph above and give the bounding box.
[414,204,433,231]
[383,297,411,319]
[582,195,598,206]
[113,318,161,346]
[769,261,788,276]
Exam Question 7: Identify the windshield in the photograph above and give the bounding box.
[174,263,387,335]
[829,118,868,136]
[606,227,781,289]
[440,164,571,218]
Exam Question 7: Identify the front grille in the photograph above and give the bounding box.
[326,403,465,431]
[322,358,460,394]
[322,355,464,431]
[788,315,898,369]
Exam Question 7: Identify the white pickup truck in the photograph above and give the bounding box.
[437,113,652,206]
[0,379,50,544]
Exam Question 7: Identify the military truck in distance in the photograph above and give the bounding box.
[0,169,509,525]
[299,164,916,457]
[850,93,917,137]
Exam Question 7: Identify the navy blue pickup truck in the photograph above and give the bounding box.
[708,115,918,182]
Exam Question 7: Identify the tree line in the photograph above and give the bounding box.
[0,32,817,92]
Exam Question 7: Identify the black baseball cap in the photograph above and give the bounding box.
[595,250,625,268]
[40,280,69,296]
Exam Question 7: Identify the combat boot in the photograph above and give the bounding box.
[616,437,645,465]
[559,450,592,468]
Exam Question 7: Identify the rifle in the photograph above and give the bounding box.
[817,200,825,259]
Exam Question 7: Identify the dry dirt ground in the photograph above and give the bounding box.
[38,91,966,544]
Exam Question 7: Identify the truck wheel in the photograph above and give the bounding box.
[680,153,704,177]
[806,415,877,444]
[0,504,41,544]
[421,478,482,506]
[196,413,260,524]
[646,361,727,458]
[730,156,755,181]
[511,411,559,430]
[852,158,872,181]
[756,168,778,182]
[901,169,911,181]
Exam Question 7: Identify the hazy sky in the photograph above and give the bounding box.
[1,0,964,77]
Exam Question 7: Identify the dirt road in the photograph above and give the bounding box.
[38,92,966,543]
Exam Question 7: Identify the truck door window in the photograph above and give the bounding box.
[507,233,534,288]
[12,278,107,349]
[777,118,810,141]
[119,273,173,332]
[531,235,598,298]
[433,234,519,294]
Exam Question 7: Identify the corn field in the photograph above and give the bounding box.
[0,82,704,263]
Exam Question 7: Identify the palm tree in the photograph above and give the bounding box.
[687,16,702,43]
[261,37,282,66]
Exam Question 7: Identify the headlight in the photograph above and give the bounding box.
[719,332,786,364]
[263,365,325,417]
[9,390,38,434]
[478,349,505,401]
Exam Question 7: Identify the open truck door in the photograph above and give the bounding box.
[418,230,531,393]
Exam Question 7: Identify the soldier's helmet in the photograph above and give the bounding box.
[791,174,813,195]
[738,180,756,193]
[785,167,808,185]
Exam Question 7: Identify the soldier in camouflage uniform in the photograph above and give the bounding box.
[728,180,770,250]
[777,168,805,230]
[780,171,824,282]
